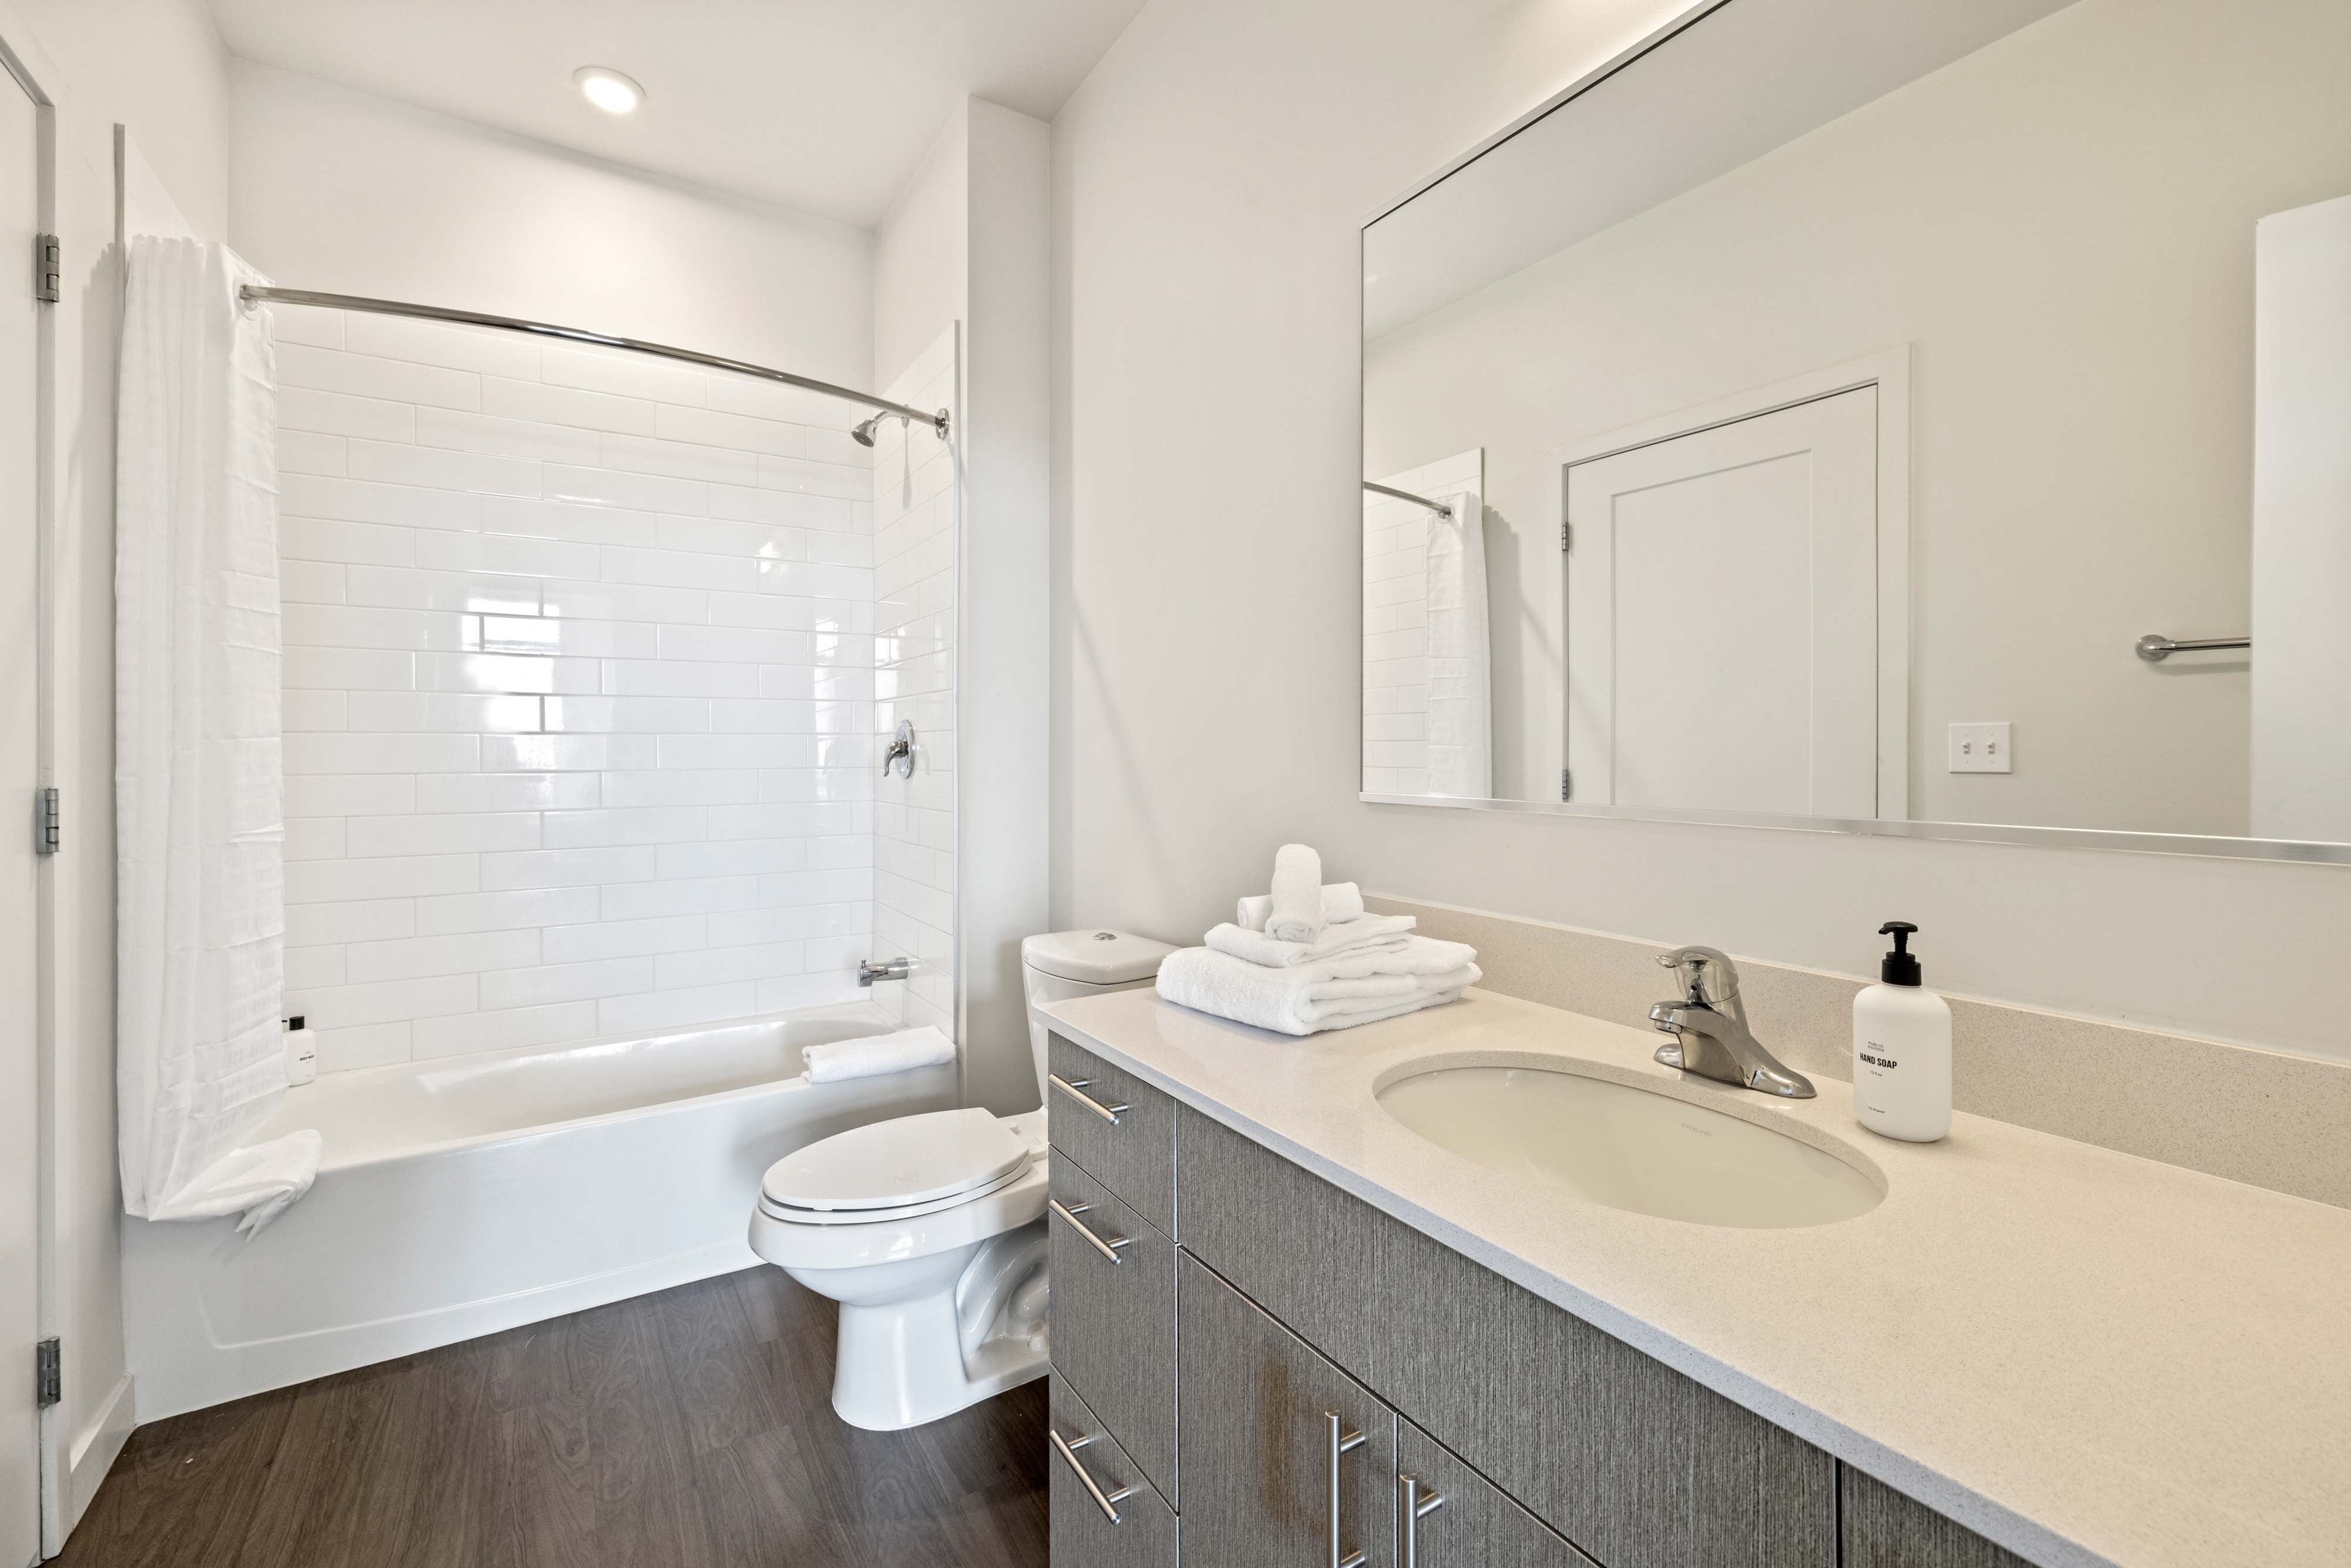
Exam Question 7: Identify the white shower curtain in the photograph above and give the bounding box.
[1425,491,1491,798]
[116,237,318,1235]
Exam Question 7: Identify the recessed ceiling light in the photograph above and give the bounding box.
[574,67,643,115]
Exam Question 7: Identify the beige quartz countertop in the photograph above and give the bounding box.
[1040,986,2351,1568]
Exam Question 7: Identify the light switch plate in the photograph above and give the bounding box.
[1948,721,2012,773]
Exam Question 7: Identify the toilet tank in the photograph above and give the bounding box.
[1020,930,1176,1104]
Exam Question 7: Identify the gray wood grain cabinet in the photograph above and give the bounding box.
[1842,1467,2034,1568]
[1050,1376,1178,1568]
[1396,1420,1600,1568]
[1178,1252,1399,1568]
[1177,1101,1836,1568]
[1047,1154,1178,1502]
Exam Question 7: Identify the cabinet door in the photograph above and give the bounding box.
[1179,1254,1398,1568]
[1050,1377,1178,1568]
[1397,1421,1599,1568]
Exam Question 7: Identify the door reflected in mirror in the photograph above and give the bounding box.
[1361,0,2351,855]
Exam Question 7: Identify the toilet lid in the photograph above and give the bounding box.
[761,1107,1032,1213]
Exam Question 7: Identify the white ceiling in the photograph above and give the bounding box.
[204,0,1145,229]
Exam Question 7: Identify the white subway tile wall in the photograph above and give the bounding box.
[272,302,910,1073]
[869,329,959,1037]
[1362,450,1482,796]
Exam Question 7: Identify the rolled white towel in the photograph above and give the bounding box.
[1264,844,1326,943]
[1157,947,1468,1036]
[1203,914,1416,969]
[802,1025,956,1084]
[1237,882,1367,932]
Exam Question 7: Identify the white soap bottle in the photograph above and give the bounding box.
[1851,922,1950,1142]
[285,1015,318,1087]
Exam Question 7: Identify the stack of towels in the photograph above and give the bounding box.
[1156,845,1479,1036]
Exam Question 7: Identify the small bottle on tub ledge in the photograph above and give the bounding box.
[1851,922,1950,1142]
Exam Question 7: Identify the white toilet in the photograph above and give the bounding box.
[747,928,1174,1430]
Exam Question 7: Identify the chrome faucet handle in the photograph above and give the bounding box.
[1657,946,1740,1007]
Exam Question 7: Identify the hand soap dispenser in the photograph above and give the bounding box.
[1851,922,1950,1142]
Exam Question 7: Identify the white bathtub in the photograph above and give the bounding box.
[122,1003,958,1420]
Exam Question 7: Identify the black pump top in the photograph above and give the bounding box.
[1878,922,1921,987]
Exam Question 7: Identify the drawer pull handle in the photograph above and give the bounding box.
[1050,1426,1138,1524]
[1399,1473,1447,1568]
[1325,1412,1369,1568]
[1049,1198,1133,1264]
[1050,1073,1130,1124]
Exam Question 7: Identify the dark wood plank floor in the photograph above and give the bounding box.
[61,1266,1049,1567]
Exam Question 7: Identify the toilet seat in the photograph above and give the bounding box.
[749,1158,1050,1272]
[761,1106,1031,1215]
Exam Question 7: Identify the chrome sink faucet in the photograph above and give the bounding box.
[1647,947,1816,1099]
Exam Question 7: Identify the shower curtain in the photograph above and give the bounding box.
[1425,491,1492,798]
[116,237,317,1235]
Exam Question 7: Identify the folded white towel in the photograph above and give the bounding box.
[1204,914,1417,968]
[1209,926,1472,980]
[1237,882,1367,932]
[802,1025,956,1084]
[1265,844,1327,943]
[1157,947,1468,1036]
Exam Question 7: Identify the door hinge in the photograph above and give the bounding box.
[1560,521,1571,551]
[35,787,58,855]
[1561,769,1573,802]
[34,233,58,304]
[35,1339,59,1409]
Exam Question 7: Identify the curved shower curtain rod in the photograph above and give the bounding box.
[1362,480,1453,519]
[237,285,952,441]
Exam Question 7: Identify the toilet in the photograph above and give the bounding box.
[747,928,1174,1430]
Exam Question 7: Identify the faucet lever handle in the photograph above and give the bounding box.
[1657,946,1740,1006]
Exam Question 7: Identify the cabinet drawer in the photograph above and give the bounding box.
[1178,1254,1398,1568]
[1177,1104,1836,1568]
[1841,1466,2031,1568]
[1399,1419,1599,1568]
[1047,1033,1177,1232]
[1049,1155,1178,1502]
[1050,1376,1177,1568]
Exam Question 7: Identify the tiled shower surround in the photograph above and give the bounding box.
[270,303,931,1074]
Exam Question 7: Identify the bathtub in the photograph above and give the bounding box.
[122,1003,958,1421]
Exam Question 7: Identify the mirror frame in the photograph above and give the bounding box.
[1356,0,2351,867]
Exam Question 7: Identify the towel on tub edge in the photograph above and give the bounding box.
[802,1025,957,1084]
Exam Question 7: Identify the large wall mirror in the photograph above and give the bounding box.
[1360,0,2351,860]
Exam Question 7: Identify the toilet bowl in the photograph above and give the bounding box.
[746,928,1174,1430]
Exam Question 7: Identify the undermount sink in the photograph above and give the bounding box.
[1377,1061,1884,1229]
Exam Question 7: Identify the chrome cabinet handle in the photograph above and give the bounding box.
[1049,1197,1133,1264]
[1325,1412,1369,1568]
[1399,1473,1447,1568]
[1049,1073,1130,1124]
[1050,1426,1137,1524]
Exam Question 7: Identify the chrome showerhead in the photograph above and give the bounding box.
[850,414,883,447]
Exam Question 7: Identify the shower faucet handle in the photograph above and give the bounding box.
[882,719,915,779]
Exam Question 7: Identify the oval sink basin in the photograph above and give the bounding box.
[1378,1063,1883,1229]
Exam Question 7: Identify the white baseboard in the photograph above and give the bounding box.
[64,1373,135,1536]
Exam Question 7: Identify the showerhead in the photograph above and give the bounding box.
[850,415,883,448]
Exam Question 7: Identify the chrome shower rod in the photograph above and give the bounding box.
[1362,480,1452,519]
[238,285,950,440]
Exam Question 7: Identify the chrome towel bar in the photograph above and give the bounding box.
[2137,632,2250,662]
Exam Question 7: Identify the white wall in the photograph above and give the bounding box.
[229,62,872,386]
[873,98,1051,1114]
[1049,0,2351,1067]
[269,302,879,1073]
[1365,0,2350,832]
[4,0,233,1536]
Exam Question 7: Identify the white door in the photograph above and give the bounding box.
[0,58,39,1568]
[1565,387,1879,817]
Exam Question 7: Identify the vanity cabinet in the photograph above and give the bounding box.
[1044,1033,2029,1568]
